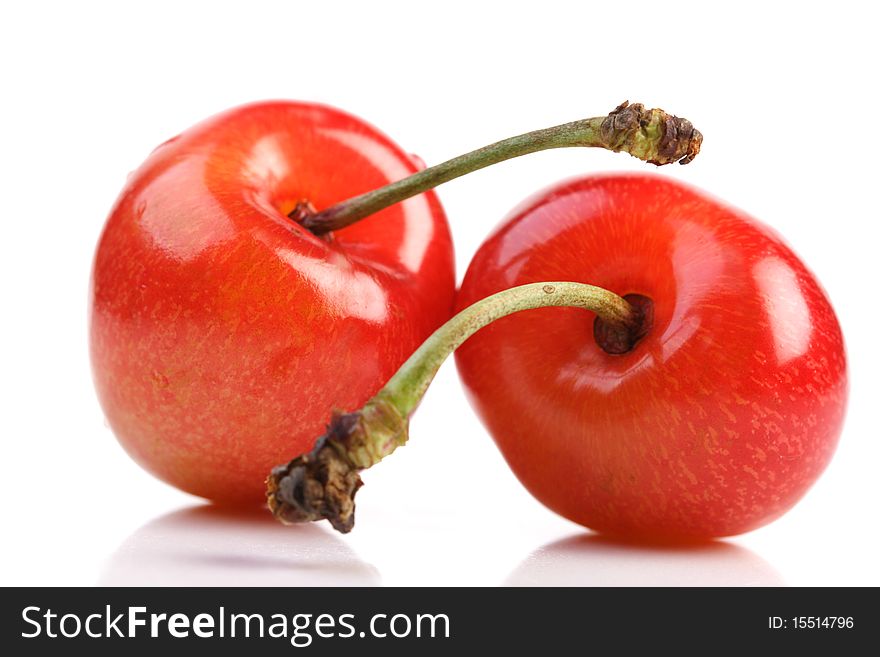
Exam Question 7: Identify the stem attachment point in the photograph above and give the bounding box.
[593,293,654,354]
[287,199,318,225]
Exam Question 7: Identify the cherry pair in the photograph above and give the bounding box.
[91,101,845,540]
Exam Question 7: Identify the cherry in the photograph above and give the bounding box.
[90,101,700,504]
[90,101,454,503]
[455,174,848,539]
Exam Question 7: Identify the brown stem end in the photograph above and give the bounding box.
[266,413,363,533]
[267,398,408,533]
[601,101,702,166]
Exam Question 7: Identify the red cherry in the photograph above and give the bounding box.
[454,174,847,540]
[89,101,455,504]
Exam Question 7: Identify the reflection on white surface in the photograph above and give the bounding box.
[505,534,784,586]
[99,505,380,586]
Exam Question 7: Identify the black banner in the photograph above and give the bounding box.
[1,587,871,653]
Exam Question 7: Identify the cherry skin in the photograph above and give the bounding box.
[455,174,847,540]
[90,101,455,504]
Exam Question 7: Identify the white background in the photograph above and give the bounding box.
[2,1,878,586]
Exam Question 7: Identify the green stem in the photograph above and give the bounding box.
[378,282,634,418]
[298,101,702,235]
[267,281,643,533]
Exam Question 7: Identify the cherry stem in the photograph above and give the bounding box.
[298,101,702,235]
[379,282,634,417]
[267,282,639,532]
